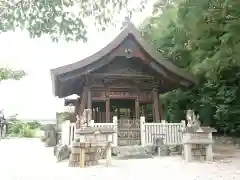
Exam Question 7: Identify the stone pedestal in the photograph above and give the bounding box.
[69,126,115,167]
[181,126,216,162]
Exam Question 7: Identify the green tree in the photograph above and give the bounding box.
[0,0,147,42]
[0,68,26,81]
[140,0,240,136]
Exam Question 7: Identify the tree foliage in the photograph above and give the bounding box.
[0,68,26,81]
[0,0,147,42]
[8,120,41,137]
[141,0,240,136]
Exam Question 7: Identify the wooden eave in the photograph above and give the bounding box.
[50,22,197,98]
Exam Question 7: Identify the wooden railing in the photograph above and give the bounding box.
[62,114,117,147]
[140,117,186,146]
[61,110,186,147]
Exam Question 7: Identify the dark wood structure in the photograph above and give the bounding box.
[51,23,196,145]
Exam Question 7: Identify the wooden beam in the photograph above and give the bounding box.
[109,95,137,100]
[91,84,154,91]
[92,97,107,101]
[90,73,156,80]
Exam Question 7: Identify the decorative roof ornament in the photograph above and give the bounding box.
[125,48,133,58]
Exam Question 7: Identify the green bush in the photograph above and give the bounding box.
[8,121,41,138]
[9,121,24,135]
[26,121,42,129]
[20,125,35,138]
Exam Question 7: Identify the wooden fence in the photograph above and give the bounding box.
[61,116,185,147]
[61,118,117,147]
[140,117,186,146]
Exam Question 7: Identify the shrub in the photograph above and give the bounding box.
[8,120,40,138]
[20,125,35,138]
[26,121,42,129]
[8,121,24,135]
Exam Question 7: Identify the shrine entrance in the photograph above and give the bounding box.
[110,99,141,146]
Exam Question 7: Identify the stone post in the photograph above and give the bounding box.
[112,116,118,148]
[80,147,85,168]
[140,116,145,146]
[89,120,94,127]
[206,132,213,161]
[106,137,112,166]
[206,144,213,161]
[184,143,192,162]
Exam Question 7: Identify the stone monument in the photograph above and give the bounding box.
[180,110,216,162]
[69,109,115,167]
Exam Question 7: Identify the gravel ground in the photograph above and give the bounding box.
[0,138,240,180]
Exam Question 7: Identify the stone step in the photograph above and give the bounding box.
[115,145,153,160]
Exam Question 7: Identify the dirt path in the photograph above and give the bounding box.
[0,138,240,180]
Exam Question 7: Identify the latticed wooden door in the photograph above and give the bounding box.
[117,118,141,146]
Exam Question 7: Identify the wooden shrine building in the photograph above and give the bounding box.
[51,23,196,130]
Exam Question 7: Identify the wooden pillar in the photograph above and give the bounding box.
[106,98,110,123]
[152,103,155,122]
[152,88,160,122]
[135,99,140,120]
[159,100,164,120]
[84,87,88,109]
[87,88,92,109]
[75,98,80,114]
[80,88,88,115]
[87,88,92,120]
[73,98,80,123]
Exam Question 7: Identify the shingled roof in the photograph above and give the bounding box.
[50,22,197,98]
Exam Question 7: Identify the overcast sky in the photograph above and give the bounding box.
[0,3,154,120]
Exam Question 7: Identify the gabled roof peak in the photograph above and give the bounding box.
[50,22,197,97]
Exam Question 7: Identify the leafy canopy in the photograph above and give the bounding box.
[0,0,147,42]
[140,0,240,136]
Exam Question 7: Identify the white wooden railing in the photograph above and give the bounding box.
[140,117,186,146]
[61,116,185,147]
[61,117,117,147]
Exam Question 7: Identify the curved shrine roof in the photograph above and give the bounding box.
[50,22,197,98]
